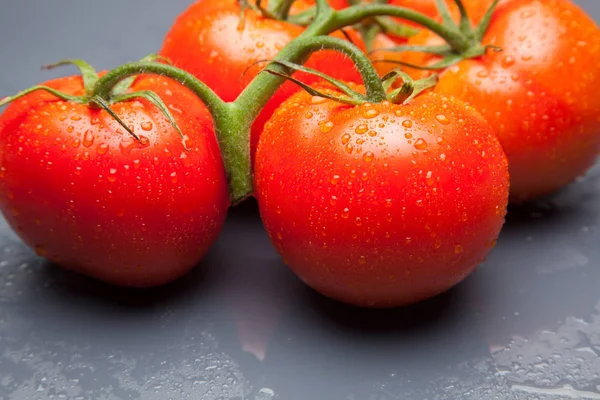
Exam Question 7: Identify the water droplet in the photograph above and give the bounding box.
[141,121,153,131]
[341,134,351,145]
[363,109,379,119]
[414,138,428,150]
[331,175,340,185]
[74,166,82,176]
[97,143,109,155]
[434,239,442,249]
[402,120,413,129]
[320,121,334,133]
[358,256,366,265]
[330,195,338,205]
[341,208,350,219]
[501,55,515,68]
[70,115,82,121]
[368,130,377,137]
[454,245,464,254]
[405,132,413,139]
[305,111,313,119]
[435,114,450,125]
[355,124,368,134]
[256,41,265,49]
[82,151,90,161]
[361,172,368,181]
[71,138,81,148]
[345,144,354,154]
[426,171,434,186]
[67,125,74,133]
[439,153,447,162]
[59,115,67,121]
[107,168,117,183]
[170,171,177,183]
[82,130,95,148]
[477,69,489,78]
[355,217,362,226]
[311,96,327,104]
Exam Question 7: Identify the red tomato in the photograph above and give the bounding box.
[401,0,600,202]
[0,75,229,286]
[254,85,509,308]
[160,0,364,162]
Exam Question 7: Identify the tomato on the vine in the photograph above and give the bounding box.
[0,74,229,286]
[160,0,364,162]
[400,0,600,202]
[254,84,509,308]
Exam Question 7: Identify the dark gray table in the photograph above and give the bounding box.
[1,1,600,399]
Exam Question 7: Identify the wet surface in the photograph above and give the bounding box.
[1,0,600,399]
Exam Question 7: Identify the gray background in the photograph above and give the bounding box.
[1,1,600,399]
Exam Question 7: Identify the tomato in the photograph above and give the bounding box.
[303,0,347,9]
[254,85,509,308]
[160,0,364,162]
[0,74,229,286]
[401,0,600,202]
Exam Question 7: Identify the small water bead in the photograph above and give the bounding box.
[368,130,377,137]
[454,245,464,254]
[355,124,368,134]
[402,120,413,129]
[141,121,153,131]
[320,121,334,133]
[97,143,109,155]
[256,41,265,49]
[311,96,327,104]
[331,174,340,185]
[439,153,447,162]
[341,208,350,219]
[341,134,351,145]
[83,131,95,148]
[502,55,516,68]
[345,144,354,154]
[358,256,366,265]
[59,115,67,121]
[363,152,375,163]
[71,139,81,148]
[414,138,428,150]
[355,217,362,226]
[70,115,82,121]
[435,114,450,125]
[107,168,118,183]
[330,196,338,206]
[304,112,314,119]
[405,132,413,139]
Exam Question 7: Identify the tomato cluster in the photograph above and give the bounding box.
[0,0,598,308]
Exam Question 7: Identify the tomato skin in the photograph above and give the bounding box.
[254,87,509,308]
[0,75,229,287]
[160,0,363,162]
[402,0,600,202]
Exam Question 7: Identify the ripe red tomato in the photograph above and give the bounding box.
[401,0,600,202]
[0,74,229,286]
[160,0,364,162]
[254,85,509,308]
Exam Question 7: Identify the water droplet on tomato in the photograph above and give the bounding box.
[434,239,442,249]
[74,166,82,176]
[107,168,117,182]
[414,138,428,150]
[320,121,334,133]
[454,245,464,254]
[355,124,368,134]
[67,125,75,133]
[363,109,379,119]
[70,115,82,121]
[82,130,95,148]
[170,171,177,183]
[435,114,450,125]
[305,112,313,119]
[368,130,377,137]
[355,217,362,226]
[331,175,340,185]
[341,134,351,145]
[501,55,515,68]
[439,153,447,162]
[426,171,434,186]
[59,115,67,121]
[97,143,109,155]
[311,96,327,104]
[141,121,153,131]
[358,256,366,265]
[363,152,374,163]
[82,151,90,161]
[476,70,489,78]
[405,132,413,139]
[330,196,337,206]
[361,172,368,181]
[345,144,354,154]
[256,41,265,49]
[71,139,81,148]
[341,208,349,219]
[402,120,413,129]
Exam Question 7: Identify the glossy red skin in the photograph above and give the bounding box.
[0,75,229,287]
[402,0,600,202]
[255,87,509,308]
[160,0,364,162]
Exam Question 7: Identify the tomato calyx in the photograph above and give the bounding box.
[0,56,190,150]
[335,0,501,70]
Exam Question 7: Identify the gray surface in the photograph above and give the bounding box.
[1,1,600,399]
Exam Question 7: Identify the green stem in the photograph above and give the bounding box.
[235,36,386,118]
[90,62,252,203]
[268,0,296,19]
[333,4,471,54]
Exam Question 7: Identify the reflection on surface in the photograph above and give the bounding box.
[0,166,599,400]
